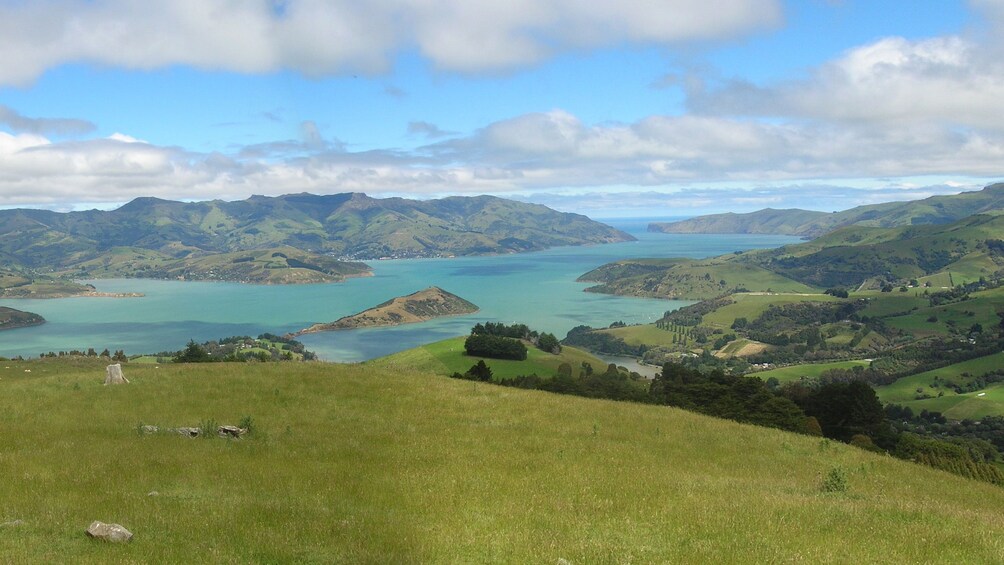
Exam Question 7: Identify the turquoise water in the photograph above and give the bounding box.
[0,224,799,361]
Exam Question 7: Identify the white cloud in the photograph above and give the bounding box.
[0,0,781,85]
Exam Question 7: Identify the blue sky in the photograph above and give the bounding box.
[0,0,1000,216]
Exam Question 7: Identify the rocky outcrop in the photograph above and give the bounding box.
[85,521,133,543]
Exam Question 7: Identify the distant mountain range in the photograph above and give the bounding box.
[650,183,1004,238]
[0,193,633,291]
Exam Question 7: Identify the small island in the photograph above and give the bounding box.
[293,287,478,335]
[0,306,45,331]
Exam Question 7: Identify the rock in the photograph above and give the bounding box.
[146,491,159,497]
[103,364,128,385]
[85,521,133,543]
[217,425,247,439]
[140,425,159,434]
[176,427,201,437]
[1,519,24,527]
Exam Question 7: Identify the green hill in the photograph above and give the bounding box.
[367,335,606,380]
[295,287,478,334]
[2,358,1003,562]
[588,214,1004,299]
[652,182,1004,237]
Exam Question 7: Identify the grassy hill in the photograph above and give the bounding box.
[587,214,1004,299]
[652,182,1004,237]
[367,335,606,380]
[2,358,1003,562]
[296,287,478,334]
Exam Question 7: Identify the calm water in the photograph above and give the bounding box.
[0,223,798,361]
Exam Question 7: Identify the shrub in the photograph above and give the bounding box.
[821,466,849,493]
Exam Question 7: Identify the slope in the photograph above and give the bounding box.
[1,358,1002,563]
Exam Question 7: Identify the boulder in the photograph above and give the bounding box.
[103,364,128,385]
[85,521,133,543]
[175,427,201,437]
[217,425,247,439]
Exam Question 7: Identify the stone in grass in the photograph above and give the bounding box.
[217,425,247,439]
[104,364,129,385]
[176,427,201,438]
[85,521,133,543]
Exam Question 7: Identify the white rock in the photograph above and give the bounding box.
[85,521,133,543]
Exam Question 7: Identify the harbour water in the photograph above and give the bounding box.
[0,222,798,361]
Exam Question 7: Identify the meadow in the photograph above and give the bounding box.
[752,359,874,384]
[875,352,1004,419]
[2,358,1004,562]
[366,336,606,379]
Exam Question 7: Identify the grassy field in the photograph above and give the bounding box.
[875,352,1004,419]
[702,293,838,329]
[366,336,608,380]
[751,360,874,383]
[883,287,1004,337]
[2,358,1004,562]
[596,323,677,347]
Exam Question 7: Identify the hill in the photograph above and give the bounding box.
[0,306,44,331]
[651,182,1004,237]
[0,192,632,272]
[295,287,478,334]
[586,214,1004,299]
[2,358,1003,562]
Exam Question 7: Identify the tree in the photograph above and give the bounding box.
[174,340,212,363]
[536,332,561,353]
[466,360,493,382]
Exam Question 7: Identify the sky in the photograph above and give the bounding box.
[0,0,1002,217]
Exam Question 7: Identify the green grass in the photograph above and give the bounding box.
[367,336,608,380]
[702,293,838,329]
[597,323,678,347]
[2,358,1004,562]
[875,352,1004,419]
[751,360,874,383]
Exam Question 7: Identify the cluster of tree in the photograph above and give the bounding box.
[170,334,316,363]
[38,348,128,362]
[451,360,649,402]
[780,379,1004,485]
[470,322,560,354]
[562,325,646,356]
[463,334,527,361]
[650,362,813,434]
[657,295,734,328]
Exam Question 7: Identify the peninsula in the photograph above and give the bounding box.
[293,287,479,334]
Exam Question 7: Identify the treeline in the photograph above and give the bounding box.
[35,348,128,362]
[170,334,316,363]
[465,322,560,359]
[451,360,649,402]
[562,325,646,356]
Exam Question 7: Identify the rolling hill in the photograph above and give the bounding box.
[2,358,1003,562]
[586,213,1004,299]
[651,182,1004,237]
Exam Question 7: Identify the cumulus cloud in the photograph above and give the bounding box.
[0,106,1000,211]
[0,0,781,85]
[689,28,1004,130]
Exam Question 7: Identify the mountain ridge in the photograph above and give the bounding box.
[650,182,1004,237]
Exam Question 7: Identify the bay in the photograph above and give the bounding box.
[0,224,799,361]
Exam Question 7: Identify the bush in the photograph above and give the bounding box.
[821,466,849,493]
